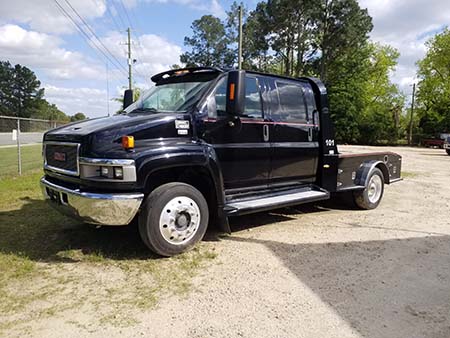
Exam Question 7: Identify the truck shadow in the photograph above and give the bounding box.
[0,198,158,262]
[226,192,359,233]
[0,195,354,262]
[224,235,450,338]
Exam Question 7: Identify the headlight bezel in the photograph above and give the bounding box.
[79,158,137,182]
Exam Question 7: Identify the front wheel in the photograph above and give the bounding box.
[138,182,209,257]
[353,168,384,210]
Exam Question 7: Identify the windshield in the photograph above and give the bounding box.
[124,78,215,114]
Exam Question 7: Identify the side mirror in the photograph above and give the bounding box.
[226,70,246,116]
[123,89,134,109]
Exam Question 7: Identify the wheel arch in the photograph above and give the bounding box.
[355,160,390,187]
[138,150,230,233]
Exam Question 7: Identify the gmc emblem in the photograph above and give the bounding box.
[53,152,66,162]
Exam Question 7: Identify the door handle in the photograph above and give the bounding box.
[263,124,269,142]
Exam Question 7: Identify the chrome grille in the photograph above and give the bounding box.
[44,142,80,176]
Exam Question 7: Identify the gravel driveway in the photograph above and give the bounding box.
[8,146,450,338]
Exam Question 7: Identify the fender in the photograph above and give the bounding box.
[354,160,390,187]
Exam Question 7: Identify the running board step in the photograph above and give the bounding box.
[225,188,330,216]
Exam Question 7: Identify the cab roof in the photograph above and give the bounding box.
[150,66,310,84]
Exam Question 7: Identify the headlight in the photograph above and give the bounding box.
[100,166,110,177]
[113,167,123,179]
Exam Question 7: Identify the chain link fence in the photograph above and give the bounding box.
[0,115,68,177]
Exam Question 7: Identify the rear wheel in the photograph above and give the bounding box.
[446,149,450,156]
[353,168,384,210]
[138,182,209,257]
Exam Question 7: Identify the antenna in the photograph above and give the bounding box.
[106,62,110,117]
[127,27,133,90]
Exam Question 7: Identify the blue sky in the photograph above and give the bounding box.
[0,0,448,118]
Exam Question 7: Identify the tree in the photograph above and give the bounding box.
[416,28,450,137]
[33,100,69,122]
[0,61,72,121]
[313,0,373,82]
[0,61,44,117]
[70,112,87,122]
[358,43,405,144]
[0,61,14,116]
[180,15,235,68]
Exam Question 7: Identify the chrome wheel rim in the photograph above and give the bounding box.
[159,196,200,245]
[367,175,383,204]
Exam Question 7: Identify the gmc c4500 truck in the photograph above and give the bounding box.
[41,67,402,256]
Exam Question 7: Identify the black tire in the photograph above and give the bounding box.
[138,182,209,257]
[446,150,450,156]
[353,168,384,210]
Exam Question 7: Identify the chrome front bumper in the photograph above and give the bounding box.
[40,177,144,226]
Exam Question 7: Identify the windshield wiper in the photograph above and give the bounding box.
[142,107,158,112]
[130,107,159,114]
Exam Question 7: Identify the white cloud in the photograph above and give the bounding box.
[0,24,103,80]
[0,0,106,35]
[358,0,450,94]
[44,85,120,117]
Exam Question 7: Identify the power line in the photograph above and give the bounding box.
[115,0,149,82]
[105,0,148,83]
[63,0,128,76]
[53,0,128,80]
[118,0,133,30]
[103,0,122,32]
[109,0,128,31]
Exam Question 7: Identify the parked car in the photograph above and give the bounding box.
[41,67,402,256]
[444,136,450,155]
[422,138,444,148]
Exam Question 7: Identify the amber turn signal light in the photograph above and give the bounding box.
[122,135,134,149]
[229,83,235,101]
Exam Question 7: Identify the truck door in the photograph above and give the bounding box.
[200,75,271,190]
[265,78,319,186]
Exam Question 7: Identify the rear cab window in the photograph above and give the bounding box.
[275,80,308,124]
[302,83,318,126]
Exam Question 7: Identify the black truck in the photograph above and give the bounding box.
[41,67,402,256]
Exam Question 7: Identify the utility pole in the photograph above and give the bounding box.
[408,83,416,146]
[238,5,243,70]
[127,27,132,90]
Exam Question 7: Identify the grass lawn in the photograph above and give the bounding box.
[0,144,43,178]
[0,171,217,334]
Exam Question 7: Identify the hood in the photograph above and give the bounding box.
[44,112,192,157]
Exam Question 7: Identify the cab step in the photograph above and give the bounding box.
[224,186,330,216]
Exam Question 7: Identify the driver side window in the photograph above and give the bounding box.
[244,76,263,119]
[210,75,263,119]
[213,77,227,117]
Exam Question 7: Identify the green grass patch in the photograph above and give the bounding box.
[0,171,218,334]
[0,144,43,178]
